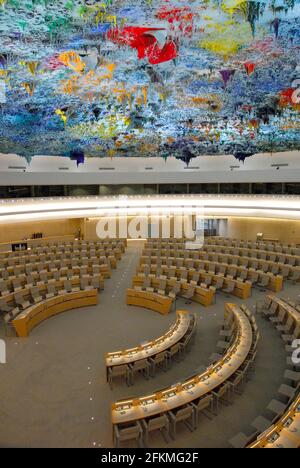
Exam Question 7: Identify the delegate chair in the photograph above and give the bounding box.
[256,275,270,290]
[0,280,10,296]
[58,280,72,295]
[113,421,143,448]
[12,278,23,292]
[221,280,235,296]
[0,297,19,317]
[212,382,232,414]
[25,275,35,289]
[204,275,212,287]
[129,359,151,384]
[168,405,195,440]
[215,276,224,293]
[156,278,167,296]
[14,291,31,310]
[182,285,195,304]
[191,395,214,428]
[143,277,154,293]
[289,270,300,283]
[166,343,182,365]
[46,284,57,299]
[30,287,43,304]
[108,364,132,389]
[142,415,170,446]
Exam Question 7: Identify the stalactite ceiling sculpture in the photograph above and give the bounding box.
[0,0,299,164]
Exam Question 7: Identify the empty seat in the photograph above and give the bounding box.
[142,415,170,446]
[129,359,150,384]
[221,280,235,295]
[168,405,195,440]
[12,278,23,292]
[191,394,214,428]
[181,285,195,303]
[46,284,57,299]
[30,287,43,304]
[0,280,10,296]
[113,421,143,448]
[108,364,132,389]
[14,292,30,310]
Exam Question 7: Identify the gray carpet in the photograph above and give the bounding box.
[0,240,297,448]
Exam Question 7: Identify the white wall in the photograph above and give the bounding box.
[0,151,300,185]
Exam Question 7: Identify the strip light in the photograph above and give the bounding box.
[0,195,299,223]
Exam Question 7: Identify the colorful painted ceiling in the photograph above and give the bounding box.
[0,0,299,164]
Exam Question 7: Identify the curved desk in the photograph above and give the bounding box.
[132,275,214,306]
[126,288,173,315]
[106,310,194,379]
[140,253,283,293]
[112,303,253,426]
[248,395,300,448]
[12,289,98,337]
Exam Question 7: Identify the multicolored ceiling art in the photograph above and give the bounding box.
[0,0,299,165]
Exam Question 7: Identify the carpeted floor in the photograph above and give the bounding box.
[0,240,297,448]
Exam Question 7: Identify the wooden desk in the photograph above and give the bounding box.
[248,395,300,448]
[132,275,214,307]
[12,289,98,337]
[112,303,253,426]
[126,289,173,315]
[106,310,194,378]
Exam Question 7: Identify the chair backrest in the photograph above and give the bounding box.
[147,415,168,431]
[132,359,148,370]
[91,277,100,288]
[174,406,193,422]
[118,424,140,440]
[47,284,56,294]
[64,280,72,290]
[14,291,24,302]
[31,286,40,296]
[112,364,128,376]
[0,280,8,292]
[0,298,10,311]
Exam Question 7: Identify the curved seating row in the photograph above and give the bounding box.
[140,250,290,292]
[12,289,99,338]
[106,311,196,387]
[111,303,257,447]
[0,248,118,271]
[230,296,300,448]
[205,237,300,255]
[0,266,107,298]
[145,240,300,266]
[142,247,299,282]
[0,238,126,256]
[147,238,300,255]
[136,265,251,300]
[0,257,111,286]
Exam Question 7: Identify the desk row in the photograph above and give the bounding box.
[111,304,257,447]
[0,267,106,296]
[139,260,283,293]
